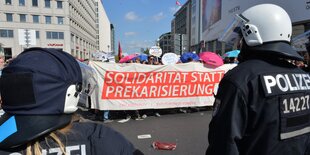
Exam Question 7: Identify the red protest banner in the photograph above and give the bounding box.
[102,71,225,99]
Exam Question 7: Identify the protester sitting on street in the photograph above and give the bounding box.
[0,48,143,155]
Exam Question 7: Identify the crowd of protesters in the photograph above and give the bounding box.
[85,51,233,123]
[1,49,310,122]
[3,49,304,123]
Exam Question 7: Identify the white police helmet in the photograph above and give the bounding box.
[219,4,303,60]
[241,4,292,46]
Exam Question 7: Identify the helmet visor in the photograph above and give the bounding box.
[219,14,248,47]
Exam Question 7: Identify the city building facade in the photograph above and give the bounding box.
[174,33,188,56]
[110,24,115,54]
[96,0,111,53]
[0,0,112,60]
[172,1,191,55]
[170,18,176,54]
[158,32,172,54]
[169,0,310,56]
[200,0,310,55]
[189,0,201,53]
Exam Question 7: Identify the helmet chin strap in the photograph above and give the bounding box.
[64,84,81,113]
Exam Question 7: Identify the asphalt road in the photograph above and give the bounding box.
[104,110,213,155]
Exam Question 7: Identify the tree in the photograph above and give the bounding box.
[143,48,149,55]
[115,55,120,62]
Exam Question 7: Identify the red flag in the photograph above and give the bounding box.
[118,41,123,60]
[176,0,181,6]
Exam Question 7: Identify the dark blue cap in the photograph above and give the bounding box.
[0,48,82,149]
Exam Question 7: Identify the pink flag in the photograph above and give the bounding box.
[176,0,181,6]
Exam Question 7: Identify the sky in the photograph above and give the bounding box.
[101,0,186,55]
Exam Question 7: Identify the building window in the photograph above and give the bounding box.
[19,14,26,22]
[32,0,38,7]
[19,0,25,6]
[59,32,64,39]
[71,34,74,42]
[33,15,39,23]
[46,31,64,39]
[0,29,14,38]
[36,31,40,39]
[57,1,63,9]
[45,16,51,24]
[5,0,11,5]
[192,6,196,14]
[6,13,13,22]
[57,16,63,24]
[45,0,50,8]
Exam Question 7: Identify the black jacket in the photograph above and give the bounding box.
[0,121,142,155]
[206,59,310,155]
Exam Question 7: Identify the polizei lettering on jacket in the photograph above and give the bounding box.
[8,144,86,155]
[261,73,310,96]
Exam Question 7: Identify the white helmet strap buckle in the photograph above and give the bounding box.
[64,85,80,113]
[242,24,263,46]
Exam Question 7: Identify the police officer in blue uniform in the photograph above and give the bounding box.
[206,4,310,155]
[0,48,143,155]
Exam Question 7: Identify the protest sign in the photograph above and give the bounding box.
[162,53,179,65]
[149,46,163,57]
[89,61,236,110]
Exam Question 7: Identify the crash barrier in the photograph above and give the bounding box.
[88,61,236,110]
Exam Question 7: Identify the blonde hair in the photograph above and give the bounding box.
[24,115,79,155]
[25,132,66,155]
